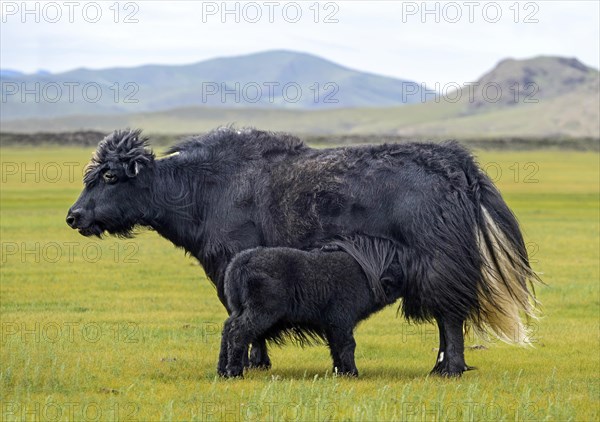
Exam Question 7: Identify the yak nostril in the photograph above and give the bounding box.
[66,209,82,228]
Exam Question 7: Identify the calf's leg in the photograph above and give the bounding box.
[226,312,278,378]
[224,315,248,378]
[249,338,271,369]
[327,328,358,377]
[325,331,343,372]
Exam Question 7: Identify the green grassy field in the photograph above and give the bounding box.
[1,146,598,421]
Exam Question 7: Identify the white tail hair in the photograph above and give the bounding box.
[473,207,539,345]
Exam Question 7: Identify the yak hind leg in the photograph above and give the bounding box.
[431,317,447,376]
[430,317,474,377]
[248,338,271,370]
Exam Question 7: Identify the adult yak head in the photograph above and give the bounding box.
[66,129,155,237]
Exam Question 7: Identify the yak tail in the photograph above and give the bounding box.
[465,158,541,345]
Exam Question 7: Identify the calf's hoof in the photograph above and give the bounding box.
[249,350,271,370]
[217,366,227,377]
[334,367,359,377]
[248,353,271,370]
[248,360,272,370]
[242,353,250,369]
[343,371,359,377]
[224,367,244,378]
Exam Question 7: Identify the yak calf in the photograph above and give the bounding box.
[218,237,402,378]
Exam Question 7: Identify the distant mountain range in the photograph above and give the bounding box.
[0,69,24,78]
[1,52,598,139]
[0,50,423,120]
[0,69,51,78]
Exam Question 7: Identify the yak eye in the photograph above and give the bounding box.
[103,171,118,183]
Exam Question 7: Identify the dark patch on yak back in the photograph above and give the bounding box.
[315,190,347,217]
[350,203,368,217]
[270,156,350,242]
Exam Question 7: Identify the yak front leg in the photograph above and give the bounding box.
[217,319,231,376]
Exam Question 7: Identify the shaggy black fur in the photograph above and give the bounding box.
[67,127,539,377]
[219,237,402,378]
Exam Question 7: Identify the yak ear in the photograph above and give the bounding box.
[124,160,140,178]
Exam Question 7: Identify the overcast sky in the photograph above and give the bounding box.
[1,1,599,86]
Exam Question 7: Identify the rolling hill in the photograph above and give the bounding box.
[1,54,598,139]
[463,56,599,113]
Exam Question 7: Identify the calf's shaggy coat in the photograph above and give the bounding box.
[219,238,402,378]
[67,127,540,377]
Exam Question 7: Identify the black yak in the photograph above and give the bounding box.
[66,127,539,377]
[219,237,403,378]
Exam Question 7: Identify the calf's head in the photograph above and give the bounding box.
[66,129,155,237]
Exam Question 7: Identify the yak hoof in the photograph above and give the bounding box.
[430,367,463,377]
[430,361,469,378]
[430,365,475,377]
